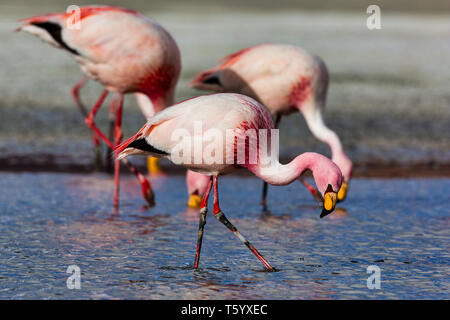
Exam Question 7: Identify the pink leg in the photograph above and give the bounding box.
[86,91,154,207]
[124,159,155,206]
[299,177,323,203]
[212,176,275,271]
[104,97,117,173]
[112,94,124,208]
[71,76,89,117]
[85,90,114,149]
[71,76,102,169]
[194,177,213,269]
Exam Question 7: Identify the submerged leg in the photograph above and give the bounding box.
[213,176,274,271]
[194,177,213,269]
[261,113,282,206]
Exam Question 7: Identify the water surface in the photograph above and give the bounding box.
[0,172,449,299]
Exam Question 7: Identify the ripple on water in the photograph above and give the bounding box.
[0,173,449,299]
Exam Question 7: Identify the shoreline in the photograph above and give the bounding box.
[1,155,449,178]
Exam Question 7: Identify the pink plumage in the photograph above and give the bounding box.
[186,170,211,197]
[190,43,353,202]
[18,5,182,207]
[117,93,342,198]
[117,93,342,270]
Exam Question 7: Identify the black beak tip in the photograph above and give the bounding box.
[320,208,333,219]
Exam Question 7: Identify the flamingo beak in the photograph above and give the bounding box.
[320,191,337,218]
[337,181,349,202]
[187,194,202,208]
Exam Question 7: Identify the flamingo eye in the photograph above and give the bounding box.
[203,75,222,86]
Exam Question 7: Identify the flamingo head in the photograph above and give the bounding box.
[308,153,343,218]
[190,69,225,92]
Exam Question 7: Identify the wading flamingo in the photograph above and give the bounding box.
[116,93,342,271]
[17,5,181,207]
[190,43,352,205]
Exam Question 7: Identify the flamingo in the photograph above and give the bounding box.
[190,43,353,205]
[116,93,343,271]
[17,5,181,207]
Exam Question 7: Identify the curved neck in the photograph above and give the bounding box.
[299,104,343,160]
[298,103,353,181]
[246,153,316,186]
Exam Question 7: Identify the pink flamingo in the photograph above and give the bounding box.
[190,43,353,204]
[17,5,181,207]
[116,93,342,271]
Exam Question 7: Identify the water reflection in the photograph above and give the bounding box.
[0,173,448,299]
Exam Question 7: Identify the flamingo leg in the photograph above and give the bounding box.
[299,177,323,203]
[71,76,102,170]
[122,158,155,206]
[194,177,213,269]
[104,97,117,173]
[261,113,282,206]
[85,89,114,149]
[86,91,154,207]
[71,76,89,117]
[213,176,274,271]
[112,93,124,208]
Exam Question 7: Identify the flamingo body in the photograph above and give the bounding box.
[117,93,343,270]
[118,93,342,194]
[18,6,182,207]
[191,44,352,200]
[19,6,181,110]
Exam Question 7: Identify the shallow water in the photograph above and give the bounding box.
[0,172,448,299]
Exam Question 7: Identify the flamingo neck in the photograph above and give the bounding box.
[299,105,352,180]
[135,89,175,120]
[150,89,175,114]
[303,107,343,156]
[246,152,317,186]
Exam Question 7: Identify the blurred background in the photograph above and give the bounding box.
[1,0,449,175]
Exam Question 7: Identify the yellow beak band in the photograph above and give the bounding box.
[147,156,162,174]
[324,192,337,211]
[188,194,202,208]
[337,181,348,202]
